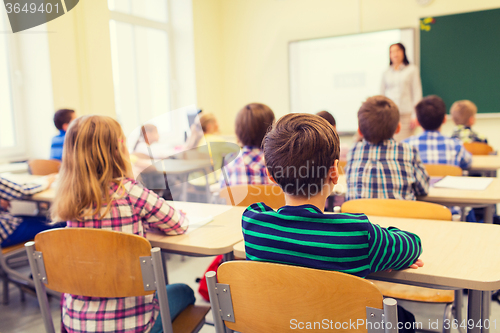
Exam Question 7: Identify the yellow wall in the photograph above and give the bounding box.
[47,0,115,117]
[193,0,500,149]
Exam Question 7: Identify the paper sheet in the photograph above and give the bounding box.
[433,176,493,191]
[185,215,214,234]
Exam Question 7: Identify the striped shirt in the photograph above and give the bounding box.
[0,177,49,243]
[62,178,188,333]
[345,139,429,201]
[451,125,488,144]
[219,146,272,188]
[242,203,422,277]
[50,130,66,161]
[403,131,472,170]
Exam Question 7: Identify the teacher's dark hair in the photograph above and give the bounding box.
[389,43,410,66]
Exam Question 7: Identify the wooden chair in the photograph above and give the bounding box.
[341,198,452,221]
[219,185,286,209]
[341,199,460,332]
[463,142,494,155]
[25,228,210,333]
[0,243,32,304]
[206,261,398,333]
[28,160,61,175]
[338,160,347,174]
[424,164,463,177]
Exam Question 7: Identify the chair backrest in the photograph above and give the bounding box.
[463,142,494,155]
[423,164,463,177]
[341,198,452,221]
[28,160,61,175]
[219,185,286,209]
[206,261,397,333]
[338,160,347,174]
[26,228,173,333]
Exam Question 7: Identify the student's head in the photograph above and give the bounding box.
[415,95,447,131]
[235,103,275,147]
[52,115,132,222]
[316,110,336,129]
[263,113,340,198]
[200,113,218,134]
[358,96,400,144]
[140,124,159,145]
[389,43,409,66]
[54,108,76,131]
[450,100,477,127]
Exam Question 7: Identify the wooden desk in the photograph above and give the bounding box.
[419,177,500,223]
[146,201,245,258]
[232,214,500,333]
[471,156,500,176]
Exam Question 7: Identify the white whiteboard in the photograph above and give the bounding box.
[289,28,415,134]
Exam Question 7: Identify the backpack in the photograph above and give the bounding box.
[198,255,224,302]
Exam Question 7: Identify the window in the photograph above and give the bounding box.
[0,12,25,159]
[108,0,173,138]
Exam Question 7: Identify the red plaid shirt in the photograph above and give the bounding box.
[61,178,188,333]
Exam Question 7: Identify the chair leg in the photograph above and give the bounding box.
[453,290,463,330]
[2,276,8,305]
[443,303,453,333]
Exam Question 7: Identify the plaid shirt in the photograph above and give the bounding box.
[403,131,473,170]
[345,139,429,201]
[0,177,49,243]
[219,146,272,188]
[451,125,488,144]
[62,178,188,333]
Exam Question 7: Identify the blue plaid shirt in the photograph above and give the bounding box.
[50,130,66,161]
[219,146,272,188]
[345,139,429,201]
[0,177,48,243]
[403,131,472,170]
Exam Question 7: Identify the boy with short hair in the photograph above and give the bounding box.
[220,103,275,188]
[345,96,429,201]
[50,108,76,160]
[403,95,472,170]
[243,113,423,277]
[450,100,487,144]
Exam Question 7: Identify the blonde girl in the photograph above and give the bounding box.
[51,115,194,333]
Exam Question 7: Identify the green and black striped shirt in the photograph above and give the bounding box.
[242,203,422,277]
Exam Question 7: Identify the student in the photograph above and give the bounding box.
[51,115,194,333]
[0,175,62,248]
[450,100,488,144]
[133,124,162,158]
[345,96,429,201]
[188,113,227,187]
[242,114,422,332]
[316,110,336,129]
[403,95,472,170]
[50,108,76,161]
[220,103,275,188]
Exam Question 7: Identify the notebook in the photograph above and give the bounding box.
[185,215,214,234]
[433,176,493,191]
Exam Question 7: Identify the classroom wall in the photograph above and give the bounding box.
[192,0,500,150]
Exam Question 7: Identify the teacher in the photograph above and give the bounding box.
[381,43,422,141]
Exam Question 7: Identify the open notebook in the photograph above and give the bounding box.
[433,176,493,191]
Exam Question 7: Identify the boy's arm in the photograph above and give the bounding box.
[457,143,473,170]
[411,147,430,196]
[367,223,422,273]
[0,176,50,200]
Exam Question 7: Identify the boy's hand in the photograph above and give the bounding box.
[0,199,10,210]
[409,259,424,269]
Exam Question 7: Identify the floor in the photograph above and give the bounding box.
[1,254,500,333]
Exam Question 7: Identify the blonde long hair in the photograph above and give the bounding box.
[51,115,133,222]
